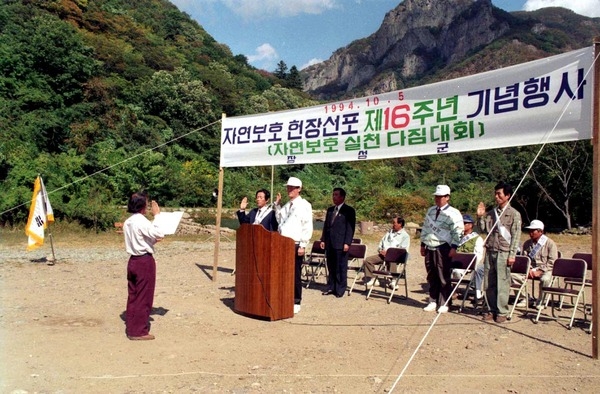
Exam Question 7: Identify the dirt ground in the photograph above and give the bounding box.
[1,228,599,393]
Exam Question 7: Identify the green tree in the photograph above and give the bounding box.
[527,141,592,229]
[273,60,288,80]
[287,65,303,90]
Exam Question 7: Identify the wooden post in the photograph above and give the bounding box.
[212,113,227,282]
[212,167,224,282]
[592,37,600,358]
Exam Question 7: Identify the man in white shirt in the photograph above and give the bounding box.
[362,217,410,289]
[420,185,464,313]
[275,177,313,314]
[123,192,164,340]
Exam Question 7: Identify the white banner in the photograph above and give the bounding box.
[220,47,593,167]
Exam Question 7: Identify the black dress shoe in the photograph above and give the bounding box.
[335,294,343,298]
[322,290,333,295]
[127,334,155,340]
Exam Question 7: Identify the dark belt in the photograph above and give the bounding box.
[130,253,152,258]
[426,243,449,250]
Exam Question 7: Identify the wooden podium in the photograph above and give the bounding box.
[234,224,295,320]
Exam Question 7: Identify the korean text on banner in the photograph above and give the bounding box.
[220,47,593,168]
[25,176,55,251]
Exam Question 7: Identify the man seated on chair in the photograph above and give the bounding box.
[362,216,410,289]
[512,219,558,308]
[452,214,485,304]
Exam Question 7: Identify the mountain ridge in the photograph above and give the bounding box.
[301,0,600,100]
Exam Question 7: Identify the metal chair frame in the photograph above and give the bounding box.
[450,253,479,313]
[302,240,327,288]
[366,248,408,303]
[346,243,368,295]
[533,257,587,330]
[508,255,532,320]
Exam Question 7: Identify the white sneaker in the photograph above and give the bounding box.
[515,299,527,307]
[388,280,399,290]
[294,304,301,314]
[437,305,449,313]
[423,302,437,312]
[364,278,375,287]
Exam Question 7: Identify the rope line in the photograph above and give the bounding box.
[3,50,597,393]
[0,120,221,217]
[389,48,600,393]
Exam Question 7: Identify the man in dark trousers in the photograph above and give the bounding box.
[320,187,356,298]
[237,188,278,231]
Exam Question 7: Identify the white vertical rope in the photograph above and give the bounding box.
[389,49,600,393]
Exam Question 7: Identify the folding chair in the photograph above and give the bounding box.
[561,253,592,296]
[449,253,478,313]
[302,240,327,288]
[508,255,531,320]
[533,257,587,330]
[529,250,562,301]
[346,243,368,295]
[366,248,408,303]
[560,253,593,332]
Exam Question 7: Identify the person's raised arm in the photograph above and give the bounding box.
[476,202,485,217]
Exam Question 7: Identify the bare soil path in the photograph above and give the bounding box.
[1,231,598,393]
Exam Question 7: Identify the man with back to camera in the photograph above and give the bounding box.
[420,185,464,313]
[237,188,278,231]
[123,191,164,340]
[275,177,313,314]
[320,187,356,298]
[476,181,522,324]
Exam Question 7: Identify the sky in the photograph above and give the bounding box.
[169,0,600,72]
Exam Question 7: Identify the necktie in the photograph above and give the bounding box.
[435,207,441,220]
[331,206,339,224]
[254,209,262,224]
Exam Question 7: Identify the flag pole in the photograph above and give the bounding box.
[591,37,600,359]
[47,232,56,265]
[40,175,57,265]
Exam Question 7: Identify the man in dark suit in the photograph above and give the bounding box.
[237,189,278,231]
[320,187,356,298]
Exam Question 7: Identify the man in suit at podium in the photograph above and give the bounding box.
[320,188,356,298]
[237,189,278,231]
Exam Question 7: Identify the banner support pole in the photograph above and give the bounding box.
[213,113,227,282]
[212,166,224,282]
[591,37,600,359]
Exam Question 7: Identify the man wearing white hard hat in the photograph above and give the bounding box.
[275,176,313,314]
[420,184,464,313]
[512,219,558,308]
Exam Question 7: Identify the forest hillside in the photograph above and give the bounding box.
[0,0,594,231]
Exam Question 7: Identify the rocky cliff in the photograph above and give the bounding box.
[301,0,599,100]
